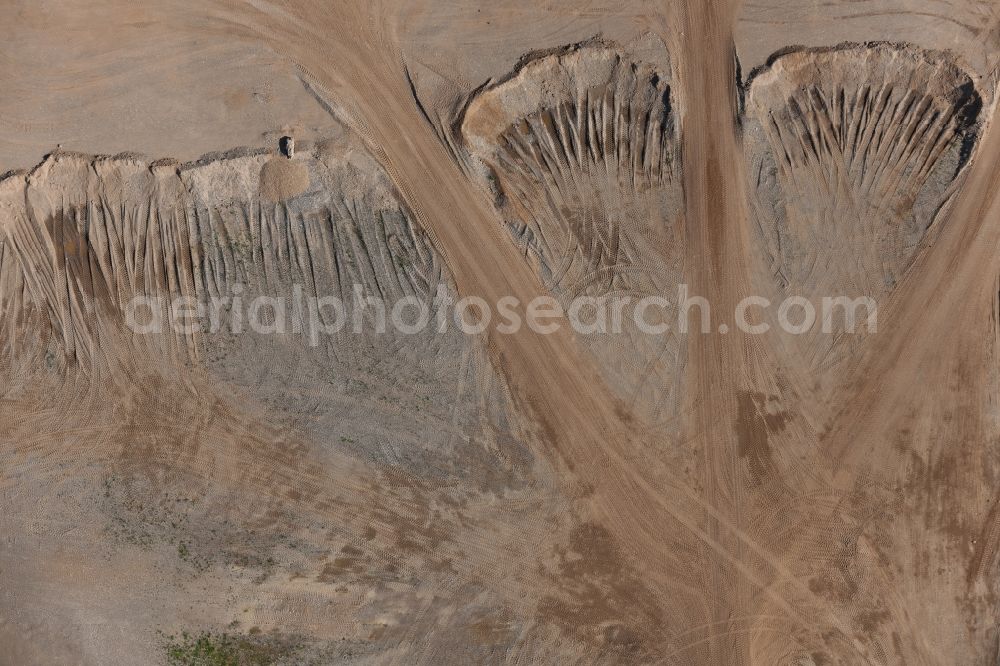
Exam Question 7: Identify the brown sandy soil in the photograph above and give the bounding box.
[1,1,999,664]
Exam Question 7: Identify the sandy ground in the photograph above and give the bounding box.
[2,1,1000,664]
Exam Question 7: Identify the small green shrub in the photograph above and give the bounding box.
[163,631,298,666]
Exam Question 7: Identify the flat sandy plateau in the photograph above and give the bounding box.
[2,1,1000,664]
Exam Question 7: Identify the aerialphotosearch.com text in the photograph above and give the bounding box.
[124,283,878,345]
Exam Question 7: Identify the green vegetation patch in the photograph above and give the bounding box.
[162,630,303,666]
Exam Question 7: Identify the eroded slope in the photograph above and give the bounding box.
[461,37,687,426]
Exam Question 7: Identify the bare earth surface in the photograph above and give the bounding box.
[2,1,1000,664]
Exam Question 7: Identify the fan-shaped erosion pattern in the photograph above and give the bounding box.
[0,138,538,483]
[460,37,686,427]
[744,43,983,381]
